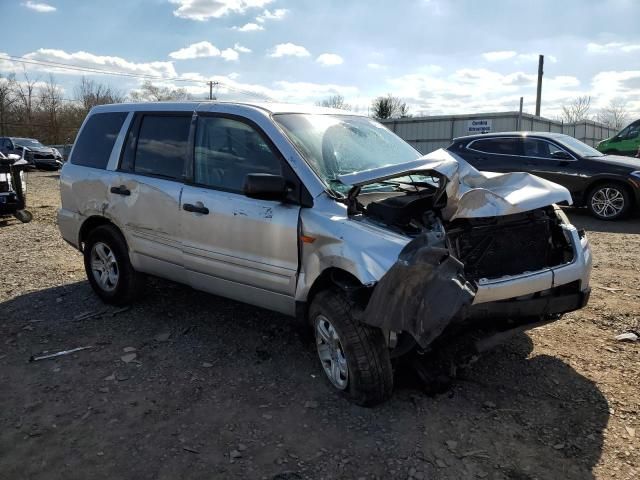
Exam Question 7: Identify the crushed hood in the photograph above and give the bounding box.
[338,148,572,221]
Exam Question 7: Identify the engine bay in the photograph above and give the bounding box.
[357,186,574,282]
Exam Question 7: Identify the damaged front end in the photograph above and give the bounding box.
[338,149,591,350]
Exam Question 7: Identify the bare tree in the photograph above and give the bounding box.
[561,95,592,123]
[316,94,351,110]
[0,74,18,136]
[13,71,40,136]
[38,75,64,143]
[371,94,410,120]
[129,81,193,102]
[75,77,124,112]
[595,99,630,130]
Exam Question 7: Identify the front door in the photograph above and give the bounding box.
[180,115,300,315]
[520,137,588,197]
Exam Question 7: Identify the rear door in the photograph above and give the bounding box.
[110,112,192,283]
[180,114,301,315]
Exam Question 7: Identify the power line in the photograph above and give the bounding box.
[2,55,274,101]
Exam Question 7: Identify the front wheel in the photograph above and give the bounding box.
[309,291,393,407]
[587,183,632,220]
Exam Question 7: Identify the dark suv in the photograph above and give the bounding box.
[0,137,63,170]
[447,132,640,220]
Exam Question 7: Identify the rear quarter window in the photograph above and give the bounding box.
[71,112,127,169]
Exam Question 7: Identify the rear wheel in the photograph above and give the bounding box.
[309,290,393,406]
[83,224,143,305]
[587,183,631,220]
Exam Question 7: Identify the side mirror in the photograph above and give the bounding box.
[243,173,287,202]
[551,150,572,160]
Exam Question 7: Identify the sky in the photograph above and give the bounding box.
[1,0,640,119]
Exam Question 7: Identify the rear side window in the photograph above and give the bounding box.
[133,115,191,180]
[71,112,127,169]
[470,138,521,156]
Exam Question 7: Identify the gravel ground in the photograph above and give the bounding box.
[0,172,638,480]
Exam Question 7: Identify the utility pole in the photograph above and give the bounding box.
[518,96,523,130]
[208,81,214,100]
[535,55,544,117]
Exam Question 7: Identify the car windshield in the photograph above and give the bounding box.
[553,134,603,157]
[14,138,45,148]
[274,114,422,193]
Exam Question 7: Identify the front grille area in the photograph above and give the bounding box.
[34,153,55,160]
[447,209,570,281]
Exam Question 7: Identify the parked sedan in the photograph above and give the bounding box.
[447,132,640,220]
[0,137,64,170]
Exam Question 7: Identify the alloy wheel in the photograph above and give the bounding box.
[315,315,349,390]
[90,242,119,292]
[591,187,625,219]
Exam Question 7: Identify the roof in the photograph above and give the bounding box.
[90,101,362,116]
[453,131,570,142]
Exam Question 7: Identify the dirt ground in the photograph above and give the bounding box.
[1,172,638,480]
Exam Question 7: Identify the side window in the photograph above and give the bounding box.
[71,112,127,169]
[134,115,191,180]
[522,138,565,158]
[470,138,520,156]
[194,116,282,192]
[626,122,640,139]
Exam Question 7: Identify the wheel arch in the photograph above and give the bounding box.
[297,267,369,323]
[78,216,123,251]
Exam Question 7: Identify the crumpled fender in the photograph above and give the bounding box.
[361,230,476,348]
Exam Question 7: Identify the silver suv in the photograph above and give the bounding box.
[58,102,592,406]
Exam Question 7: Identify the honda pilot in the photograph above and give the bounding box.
[58,102,592,406]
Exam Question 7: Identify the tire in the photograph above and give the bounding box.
[309,290,393,407]
[586,182,632,220]
[14,209,32,223]
[83,224,143,305]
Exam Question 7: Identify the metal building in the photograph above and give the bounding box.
[381,111,617,154]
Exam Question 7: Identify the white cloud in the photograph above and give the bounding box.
[385,67,584,116]
[233,22,264,32]
[233,43,252,53]
[482,51,557,64]
[316,53,344,66]
[367,63,387,70]
[13,49,178,78]
[169,41,220,60]
[22,1,56,13]
[482,50,517,61]
[169,0,273,21]
[269,43,310,58]
[220,48,239,61]
[256,8,288,23]
[272,81,359,102]
[587,42,640,54]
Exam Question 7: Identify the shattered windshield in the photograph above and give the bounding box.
[274,114,422,194]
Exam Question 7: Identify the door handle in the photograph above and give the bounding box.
[183,203,209,215]
[110,185,131,196]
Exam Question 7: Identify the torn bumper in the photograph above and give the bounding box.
[462,283,590,321]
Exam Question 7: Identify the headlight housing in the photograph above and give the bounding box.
[52,148,61,157]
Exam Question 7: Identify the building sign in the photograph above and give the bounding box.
[467,119,492,134]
